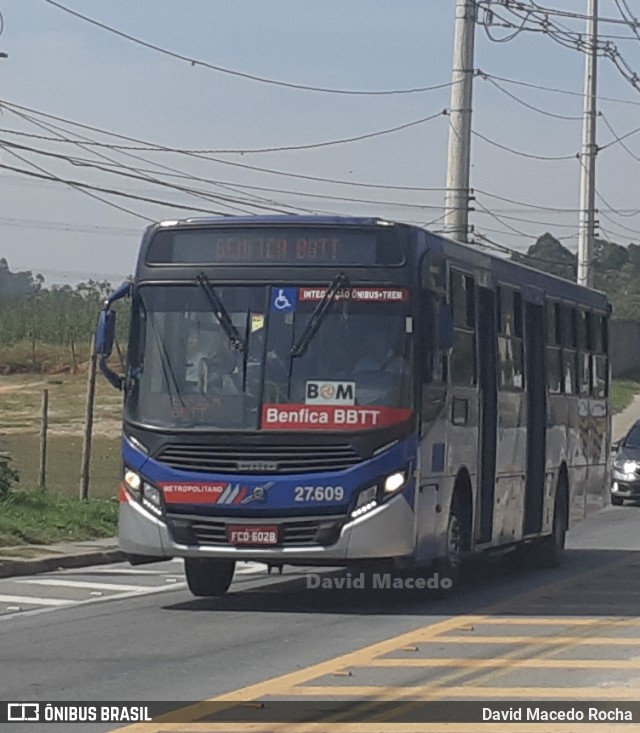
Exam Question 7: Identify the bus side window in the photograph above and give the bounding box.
[498,287,524,391]
[421,291,444,384]
[450,269,476,387]
[577,310,591,396]
[591,314,609,398]
[420,290,448,420]
[546,300,562,394]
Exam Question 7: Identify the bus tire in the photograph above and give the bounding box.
[184,558,235,597]
[611,496,624,506]
[528,475,568,569]
[432,493,468,596]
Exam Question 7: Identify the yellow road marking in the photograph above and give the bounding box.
[366,656,640,668]
[436,635,640,645]
[454,616,640,625]
[282,685,639,699]
[112,555,639,732]
[356,617,636,728]
[113,724,637,733]
[115,613,486,733]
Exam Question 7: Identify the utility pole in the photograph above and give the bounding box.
[444,0,477,243]
[577,0,598,288]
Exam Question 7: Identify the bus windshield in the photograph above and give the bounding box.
[125,284,413,431]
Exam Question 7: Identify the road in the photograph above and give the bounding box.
[1,405,638,732]
[1,501,640,733]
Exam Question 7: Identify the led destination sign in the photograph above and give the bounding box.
[146,227,403,266]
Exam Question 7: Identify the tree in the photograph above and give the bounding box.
[512,233,576,280]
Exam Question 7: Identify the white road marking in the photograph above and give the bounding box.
[236,564,266,575]
[0,594,72,607]
[89,567,179,575]
[18,578,150,592]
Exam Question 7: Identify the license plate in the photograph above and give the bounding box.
[227,525,279,546]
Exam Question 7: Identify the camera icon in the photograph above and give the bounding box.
[8,703,40,722]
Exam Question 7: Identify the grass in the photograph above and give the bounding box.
[0,491,118,547]
[0,491,117,546]
[0,373,123,499]
[612,378,640,414]
[4,433,121,499]
[0,372,123,546]
[0,341,89,374]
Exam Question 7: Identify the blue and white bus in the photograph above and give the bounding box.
[97,216,610,596]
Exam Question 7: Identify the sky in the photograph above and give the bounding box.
[1,0,640,286]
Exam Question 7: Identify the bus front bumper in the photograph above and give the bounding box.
[119,493,415,564]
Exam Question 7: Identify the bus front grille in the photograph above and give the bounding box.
[156,442,361,474]
[167,515,345,547]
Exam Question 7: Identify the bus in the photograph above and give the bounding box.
[96,216,611,597]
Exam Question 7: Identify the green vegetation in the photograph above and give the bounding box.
[514,233,640,319]
[0,491,117,547]
[612,379,640,414]
[0,452,19,500]
[0,263,128,374]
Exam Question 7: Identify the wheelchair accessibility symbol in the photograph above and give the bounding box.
[271,287,297,313]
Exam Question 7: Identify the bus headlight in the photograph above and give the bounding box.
[384,470,407,494]
[142,483,164,517]
[124,469,142,495]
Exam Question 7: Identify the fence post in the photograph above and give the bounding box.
[39,388,48,490]
[70,334,77,375]
[79,336,97,500]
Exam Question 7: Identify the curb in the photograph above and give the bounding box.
[0,548,126,579]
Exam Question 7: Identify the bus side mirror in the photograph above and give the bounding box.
[96,310,116,357]
[439,305,454,350]
[96,281,132,390]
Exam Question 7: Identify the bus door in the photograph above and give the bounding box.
[524,300,546,535]
[476,287,497,544]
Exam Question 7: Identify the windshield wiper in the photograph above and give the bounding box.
[196,273,245,351]
[291,273,349,358]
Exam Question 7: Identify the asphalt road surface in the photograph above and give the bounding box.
[1,501,640,733]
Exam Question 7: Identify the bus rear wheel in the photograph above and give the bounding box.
[185,558,235,597]
[527,477,568,569]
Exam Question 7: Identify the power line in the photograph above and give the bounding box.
[0,215,140,236]
[472,230,579,267]
[0,144,155,222]
[2,107,262,216]
[480,74,582,120]
[41,0,456,97]
[0,110,448,156]
[0,156,241,218]
[599,113,640,157]
[2,103,337,216]
[483,70,640,107]
[472,129,578,160]
[0,99,458,193]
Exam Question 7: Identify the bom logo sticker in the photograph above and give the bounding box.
[305,381,355,405]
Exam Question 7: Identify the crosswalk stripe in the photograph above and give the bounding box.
[18,578,150,592]
[86,567,180,576]
[236,564,265,575]
[0,594,72,607]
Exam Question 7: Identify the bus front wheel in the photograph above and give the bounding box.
[432,493,469,595]
[185,558,235,597]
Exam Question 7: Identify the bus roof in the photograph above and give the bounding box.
[144,215,609,309]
